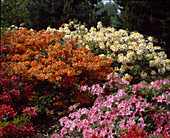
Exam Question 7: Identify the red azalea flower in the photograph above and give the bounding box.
[121,125,147,138]
[69,25,73,29]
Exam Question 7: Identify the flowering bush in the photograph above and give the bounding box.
[0,61,38,137]
[52,72,170,137]
[53,21,170,83]
[1,22,170,137]
[0,104,37,137]
[1,25,114,114]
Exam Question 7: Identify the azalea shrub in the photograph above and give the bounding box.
[1,25,114,114]
[0,62,37,137]
[1,22,170,138]
[52,21,170,83]
[51,72,170,137]
[0,104,37,137]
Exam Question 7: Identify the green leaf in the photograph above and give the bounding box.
[90,123,96,129]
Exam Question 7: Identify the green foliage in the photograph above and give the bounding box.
[95,1,122,29]
[23,0,102,30]
[1,0,30,27]
[1,0,103,30]
[114,0,170,58]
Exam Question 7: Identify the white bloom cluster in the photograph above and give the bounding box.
[46,26,57,33]
[47,21,170,78]
[4,25,24,32]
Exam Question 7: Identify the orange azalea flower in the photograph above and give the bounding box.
[24,61,31,66]
[21,77,27,82]
[20,23,24,26]
[30,60,38,67]
[28,98,33,102]
[1,25,115,110]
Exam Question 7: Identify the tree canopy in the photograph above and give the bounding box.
[1,0,104,30]
[114,0,170,57]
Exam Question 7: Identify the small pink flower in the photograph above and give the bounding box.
[80,85,89,91]
[107,95,115,103]
[60,127,67,137]
[127,117,136,128]
[99,127,107,137]
[119,119,126,129]
[59,117,69,126]
[68,104,76,111]
[157,95,163,102]
[116,89,126,99]
[114,72,118,78]
[51,134,60,138]
[23,107,37,117]
[107,72,114,80]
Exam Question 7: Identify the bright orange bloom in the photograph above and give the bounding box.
[20,23,24,26]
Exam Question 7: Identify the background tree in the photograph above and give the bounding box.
[114,0,170,58]
[1,0,30,28]
[1,0,102,30]
[23,0,102,30]
[95,2,110,27]
[95,1,122,29]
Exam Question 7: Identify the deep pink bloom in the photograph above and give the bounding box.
[119,119,126,129]
[116,89,127,99]
[68,104,76,111]
[157,95,163,103]
[51,134,60,138]
[23,107,37,117]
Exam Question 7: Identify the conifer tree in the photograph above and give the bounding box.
[1,0,29,28]
[23,0,101,30]
[114,0,170,57]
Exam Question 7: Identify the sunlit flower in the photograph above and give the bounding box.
[148,36,153,41]
[141,71,147,78]
[151,70,156,75]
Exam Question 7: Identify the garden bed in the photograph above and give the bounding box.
[1,22,170,138]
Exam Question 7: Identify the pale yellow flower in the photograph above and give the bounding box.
[151,70,156,75]
[129,66,134,70]
[148,36,153,41]
[99,54,106,59]
[138,55,143,60]
[141,71,147,78]
[99,42,105,49]
[110,45,118,52]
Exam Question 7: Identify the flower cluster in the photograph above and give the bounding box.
[0,43,38,137]
[0,63,35,110]
[1,22,170,137]
[52,72,170,137]
[0,104,37,137]
[121,125,147,138]
[1,25,114,112]
[55,21,170,83]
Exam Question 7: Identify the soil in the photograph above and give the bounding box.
[23,114,62,138]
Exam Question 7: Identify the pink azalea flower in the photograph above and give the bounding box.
[51,134,60,138]
[126,107,133,116]
[127,117,136,128]
[157,95,163,102]
[119,119,126,129]
[59,117,69,126]
[60,127,67,137]
[107,95,115,103]
[116,89,127,99]
[114,72,118,78]
[138,117,146,128]
[99,127,107,137]
[68,104,76,111]
[107,72,114,80]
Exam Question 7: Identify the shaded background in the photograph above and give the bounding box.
[1,0,170,57]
